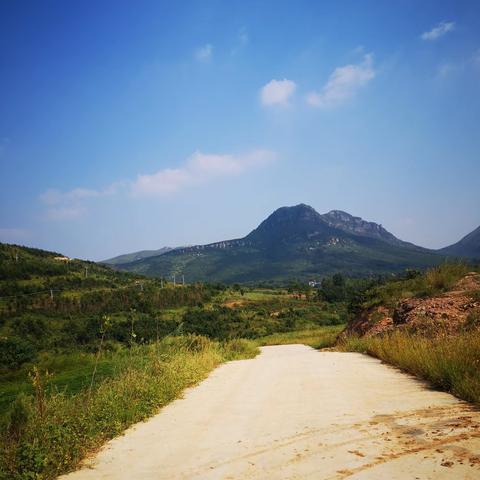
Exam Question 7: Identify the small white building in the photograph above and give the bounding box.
[54,256,70,262]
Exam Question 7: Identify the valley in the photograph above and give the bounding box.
[111,204,453,283]
[0,225,479,479]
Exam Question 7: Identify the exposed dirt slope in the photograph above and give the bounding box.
[61,346,480,480]
[345,272,480,337]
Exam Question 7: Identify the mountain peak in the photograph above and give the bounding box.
[322,209,409,247]
[270,203,320,219]
[245,204,330,244]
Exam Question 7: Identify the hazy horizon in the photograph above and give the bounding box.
[1,1,479,261]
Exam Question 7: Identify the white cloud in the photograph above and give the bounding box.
[260,79,296,106]
[132,149,275,196]
[40,184,121,220]
[306,54,375,109]
[46,206,87,221]
[195,44,213,62]
[40,149,275,215]
[40,187,101,206]
[421,21,455,41]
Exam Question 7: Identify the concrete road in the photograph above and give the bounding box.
[61,345,480,479]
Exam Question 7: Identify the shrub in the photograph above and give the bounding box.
[7,393,32,441]
[0,337,36,370]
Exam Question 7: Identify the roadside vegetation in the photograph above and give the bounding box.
[339,331,480,404]
[0,243,346,479]
[258,325,343,349]
[2,244,478,478]
[0,335,258,480]
[359,262,473,310]
[339,262,480,405]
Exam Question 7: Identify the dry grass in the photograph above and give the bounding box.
[258,325,344,349]
[339,331,480,405]
[0,336,258,480]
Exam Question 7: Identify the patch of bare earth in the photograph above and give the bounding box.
[346,273,480,337]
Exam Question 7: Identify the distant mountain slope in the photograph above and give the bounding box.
[116,204,443,283]
[102,247,173,265]
[0,242,144,298]
[321,210,414,248]
[439,225,480,259]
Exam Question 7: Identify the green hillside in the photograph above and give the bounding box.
[0,242,218,354]
[439,225,480,259]
[117,204,444,283]
[102,247,173,265]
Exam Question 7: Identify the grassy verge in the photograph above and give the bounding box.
[258,325,344,349]
[0,353,120,413]
[339,331,480,404]
[0,336,258,480]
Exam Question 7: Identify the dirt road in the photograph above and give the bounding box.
[62,345,480,479]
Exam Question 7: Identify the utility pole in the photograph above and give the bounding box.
[182,274,185,286]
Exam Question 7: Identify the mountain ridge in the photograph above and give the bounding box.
[102,247,173,265]
[115,204,444,283]
[440,225,480,259]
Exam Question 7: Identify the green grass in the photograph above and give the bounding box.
[258,325,344,349]
[339,330,480,405]
[0,336,259,480]
[0,353,119,413]
[364,262,473,309]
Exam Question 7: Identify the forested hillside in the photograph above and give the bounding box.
[116,204,444,283]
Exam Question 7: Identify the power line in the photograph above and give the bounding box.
[0,277,176,301]
[0,289,64,300]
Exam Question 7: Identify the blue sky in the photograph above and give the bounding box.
[1,0,479,260]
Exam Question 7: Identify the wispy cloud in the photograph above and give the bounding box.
[132,149,275,196]
[40,187,102,206]
[260,79,296,106]
[238,28,249,47]
[436,48,480,78]
[421,21,455,41]
[437,62,458,78]
[40,184,122,220]
[195,44,213,62]
[306,54,375,109]
[45,206,87,221]
[39,149,276,217]
[231,27,249,55]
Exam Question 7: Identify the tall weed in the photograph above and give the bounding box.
[0,335,258,480]
[339,331,480,404]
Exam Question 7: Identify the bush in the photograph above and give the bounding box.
[7,393,32,441]
[0,337,36,370]
[424,262,469,292]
